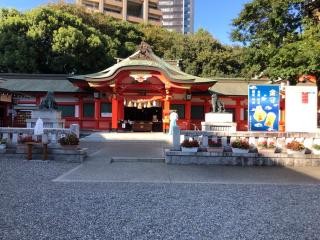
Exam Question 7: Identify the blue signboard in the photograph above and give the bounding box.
[248,85,280,131]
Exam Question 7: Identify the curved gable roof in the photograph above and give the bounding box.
[69,42,216,85]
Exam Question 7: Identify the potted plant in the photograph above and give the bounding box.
[181,139,199,153]
[231,138,250,154]
[312,144,320,155]
[207,139,223,153]
[59,133,79,149]
[258,140,276,154]
[286,140,305,155]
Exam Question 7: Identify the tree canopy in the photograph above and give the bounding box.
[232,0,319,82]
[1,1,317,82]
[0,3,244,78]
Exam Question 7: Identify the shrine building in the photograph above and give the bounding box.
[0,42,269,131]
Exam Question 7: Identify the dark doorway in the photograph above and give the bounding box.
[0,105,7,127]
[124,107,163,132]
[124,107,162,121]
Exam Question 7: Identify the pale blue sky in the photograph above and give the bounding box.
[0,0,250,44]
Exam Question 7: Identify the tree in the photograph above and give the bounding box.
[0,3,246,77]
[232,0,303,47]
[0,4,143,74]
[266,21,320,82]
[0,9,37,73]
[25,6,116,73]
[231,0,306,80]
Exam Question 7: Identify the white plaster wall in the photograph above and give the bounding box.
[285,86,318,132]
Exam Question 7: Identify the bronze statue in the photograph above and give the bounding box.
[130,41,153,60]
[211,93,225,113]
[39,91,58,110]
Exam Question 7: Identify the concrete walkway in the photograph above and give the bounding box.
[54,137,320,185]
[81,132,172,143]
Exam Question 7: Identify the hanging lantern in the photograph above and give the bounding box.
[128,101,133,107]
[147,101,152,108]
[137,103,142,109]
[153,100,157,107]
[134,102,137,107]
[143,103,147,108]
[124,99,127,106]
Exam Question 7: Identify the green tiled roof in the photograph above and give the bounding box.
[209,78,269,96]
[0,74,82,93]
[70,42,216,84]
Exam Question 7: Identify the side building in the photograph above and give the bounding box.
[75,0,162,25]
[158,0,194,34]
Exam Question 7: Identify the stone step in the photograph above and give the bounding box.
[110,157,164,163]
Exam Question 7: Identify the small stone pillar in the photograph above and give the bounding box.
[70,124,80,138]
[172,125,180,151]
[12,133,18,144]
[202,136,208,147]
[221,137,228,147]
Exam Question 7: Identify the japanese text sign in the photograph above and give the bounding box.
[248,85,280,131]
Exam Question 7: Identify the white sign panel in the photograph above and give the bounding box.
[101,112,112,117]
[285,86,318,132]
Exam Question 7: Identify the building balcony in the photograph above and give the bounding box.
[104,11,123,19]
[149,8,162,16]
[127,15,144,23]
[104,0,123,8]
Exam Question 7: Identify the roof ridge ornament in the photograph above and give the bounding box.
[130,41,153,60]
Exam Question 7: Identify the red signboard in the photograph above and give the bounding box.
[301,92,309,104]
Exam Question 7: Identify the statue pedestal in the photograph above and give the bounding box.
[201,112,237,132]
[26,110,65,128]
[205,112,233,123]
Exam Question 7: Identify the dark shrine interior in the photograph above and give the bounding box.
[124,107,162,122]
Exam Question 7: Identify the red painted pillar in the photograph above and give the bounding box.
[235,99,241,130]
[162,98,170,132]
[79,97,83,128]
[185,101,191,130]
[204,99,211,113]
[118,97,124,120]
[94,98,100,129]
[111,96,118,131]
[36,96,41,106]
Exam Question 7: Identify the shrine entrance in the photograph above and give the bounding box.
[123,106,163,132]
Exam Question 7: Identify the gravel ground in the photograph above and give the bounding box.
[1,159,320,240]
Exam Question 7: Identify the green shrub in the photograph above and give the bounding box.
[59,133,79,146]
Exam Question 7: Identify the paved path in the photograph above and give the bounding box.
[53,140,320,185]
[81,132,172,143]
[2,134,320,239]
[1,158,320,240]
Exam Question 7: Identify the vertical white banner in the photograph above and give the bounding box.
[285,86,318,132]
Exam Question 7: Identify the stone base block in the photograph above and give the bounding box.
[205,112,233,122]
[31,110,62,119]
[2,146,87,163]
[201,122,237,132]
[165,150,320,167]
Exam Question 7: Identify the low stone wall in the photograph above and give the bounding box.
[165,150,320,167]
[1,146,87,163]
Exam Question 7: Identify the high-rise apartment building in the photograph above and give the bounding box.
[76,0,162,26]
[158,0,194,34]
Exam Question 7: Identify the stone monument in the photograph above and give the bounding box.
[26,91,65,128]
[201,93,237,132]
